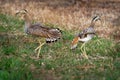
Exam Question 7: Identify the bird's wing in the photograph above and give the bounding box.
[78,27,95,38]
[28,23,62,39]
[45,28,62,43]
[83,27,95,34]
[28,24,51,37]
[48,28,62,38]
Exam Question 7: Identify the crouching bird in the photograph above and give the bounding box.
[71,16,101,59]
[16,9,62,58]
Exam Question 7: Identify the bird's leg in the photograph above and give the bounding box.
[34,40,45,58]
[93,38,102,46]
[37,42,45,58]
[80,42,86,53]
[80,42,88,59]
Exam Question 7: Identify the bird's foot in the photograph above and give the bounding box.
[81,52,88,59]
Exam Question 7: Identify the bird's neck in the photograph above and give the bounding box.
[89,21,96,27]
[24,14,31,28]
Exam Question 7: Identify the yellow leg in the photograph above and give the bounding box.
[80,43,85,52]
[35,40,45,58]
[80,42,88,59]
[96,39,102,45]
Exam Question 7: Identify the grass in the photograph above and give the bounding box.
[0,13,120,80]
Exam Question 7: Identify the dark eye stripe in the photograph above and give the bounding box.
[93,16,98,20]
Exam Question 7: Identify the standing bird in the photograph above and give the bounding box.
[71,16,101,58]
[16,9,62,58]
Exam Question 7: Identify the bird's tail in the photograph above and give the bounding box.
[46,38,60,43]
[71,36,79,49]
[46,28,62,43]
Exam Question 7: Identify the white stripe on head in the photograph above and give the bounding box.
[92,16,100,22]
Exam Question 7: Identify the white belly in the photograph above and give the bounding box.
[79,34,94,42]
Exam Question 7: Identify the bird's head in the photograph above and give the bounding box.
[16,9,28,16]
[92,15,101,22]
[15,9,31,22]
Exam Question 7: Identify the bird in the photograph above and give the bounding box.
[71,16,101,58]
[16,9,62,58]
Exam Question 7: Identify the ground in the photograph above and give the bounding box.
[0,0,120,80]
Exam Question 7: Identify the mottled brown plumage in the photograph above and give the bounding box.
[27,23,62,43]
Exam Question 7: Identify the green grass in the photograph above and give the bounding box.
[0,13,120,80]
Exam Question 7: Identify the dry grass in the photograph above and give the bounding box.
[0,0,120,39]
